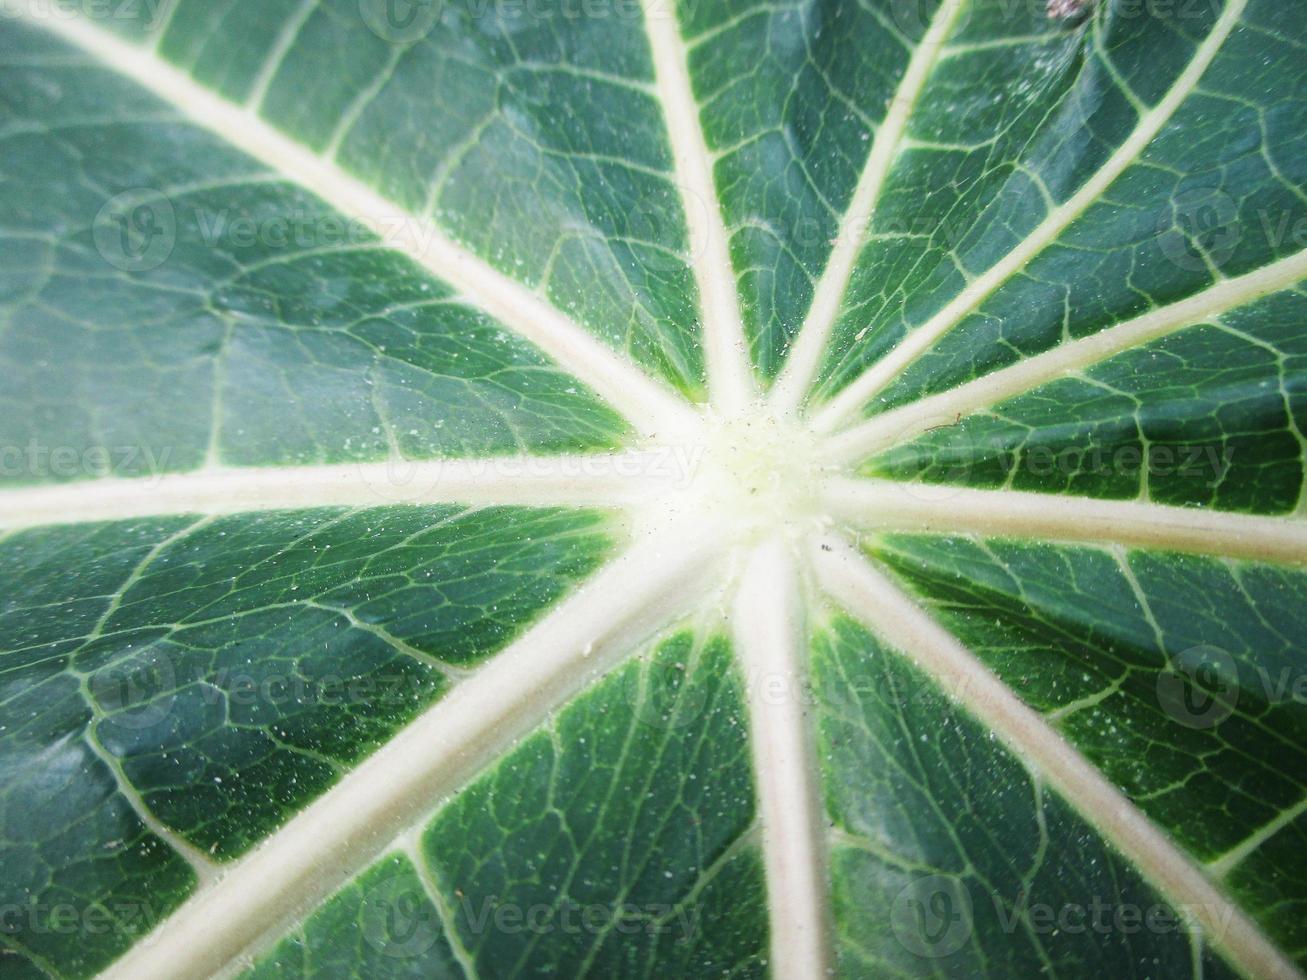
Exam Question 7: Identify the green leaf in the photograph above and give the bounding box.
[1,1,1304,978]
[813,612,1245,978]
[869,534,1307,960]
[864,288,1307,514]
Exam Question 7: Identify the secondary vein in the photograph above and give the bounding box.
[811,0,1251,432]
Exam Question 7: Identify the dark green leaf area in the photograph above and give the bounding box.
[811,612,1240,979]
[867,286,1307,515]
[0,506,615,873]
[0,26,627,488]
[153,0,705,395]
[871,535,1307,964]
[0,520,201,980]
[245,854,468,980]
[420,629,769,978]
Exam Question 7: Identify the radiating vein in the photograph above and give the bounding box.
[70,511,220,878]
[97,516,729,980]
[0,452,683,529]
[243,0,317,111]
[769,0,966,413]
[1207,795,1307,881]
[406,841,482,979]
[810,0,1251,432]
[823,248,1307,462]
[811,535,1302,980]
[10,5,701,441]
[731,539,830,978]
[79,730,221,886]
[822,477,1307,565]
[641,0,756,412]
